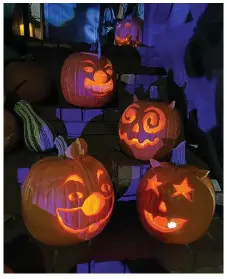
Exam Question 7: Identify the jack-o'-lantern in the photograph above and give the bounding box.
[61,52,116,108]
[118,96,181,161]
[115,17,143,47]
[4,60,51,104]
[4,109,20,152]
[22,138,115,246]
[137,159,215,244]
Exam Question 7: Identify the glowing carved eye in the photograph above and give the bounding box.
[145,175,162,196]
[122,107,137,124]
[68,192,83,202]
[64,175,84,185]
[172,178,194,202]
[106,69,113,76]
[83,66,94,73]
[142,107,166,134]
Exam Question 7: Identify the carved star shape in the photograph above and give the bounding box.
[172,178,194,201]
[145,175,162,196]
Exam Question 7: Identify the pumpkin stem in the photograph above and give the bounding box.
[168,100,176,109]
[149,159,161,168]
[133,94,139,102]
[54,136,68,158]
[65,138,88,159]
[171,141,186,165]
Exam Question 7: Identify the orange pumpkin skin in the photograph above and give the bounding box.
[137,163,215,244]
[4,110,20,152]
[22,139,114,246]
[61,52,116,108]
[5,60,51,104]
[115,18,143,47]
[118,100,181,161]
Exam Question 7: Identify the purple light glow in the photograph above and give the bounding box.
[77,261,131,273]
[17,168,29,192]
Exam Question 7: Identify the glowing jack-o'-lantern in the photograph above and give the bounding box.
[118,96,181,161]
[22,138,114,246]
[137,159,215,244]
[115,18,143,47]
[61,52,116,108]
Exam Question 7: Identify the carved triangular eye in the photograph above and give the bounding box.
[145,175,162,196]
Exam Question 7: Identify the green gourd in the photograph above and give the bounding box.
[14,100,67,156]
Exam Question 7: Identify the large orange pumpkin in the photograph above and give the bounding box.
[61,52,116,108]
[22,138,114,246]
[115,17,143,47]
[118,96,181,161]
[137,159,215,244]
[4,60,51,104]
[4,109,20,152]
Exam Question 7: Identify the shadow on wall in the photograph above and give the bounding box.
[44,4,100,44]
[183,3,223,186]
[152,3,223,186]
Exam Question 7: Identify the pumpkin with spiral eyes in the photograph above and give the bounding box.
[137,159,215,244]
[22,138,114,246]
[118,96,181,161]
[61,52,116,108]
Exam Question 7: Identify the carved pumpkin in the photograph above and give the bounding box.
[4,109,20,152]
[4,60,51,104]
[137,159,215,244]
[61,52,116,108]
[22,138,114,246]
[118,96,181,161]
[115,17,143,47]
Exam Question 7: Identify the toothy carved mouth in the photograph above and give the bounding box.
[144,210,187,233]
[119,131,159,149]
[84,78,113,97]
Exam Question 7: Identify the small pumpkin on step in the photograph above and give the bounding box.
[14,100,67,156]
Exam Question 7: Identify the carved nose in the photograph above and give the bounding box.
[132,123,139,133]
[159,201,167,213]
[93,70,108,83]
[82,192,105,216]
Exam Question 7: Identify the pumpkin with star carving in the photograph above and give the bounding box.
[22,138,115,246]
[137,159,215,244]
[118,95,181,161]
[61,52,116,108]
